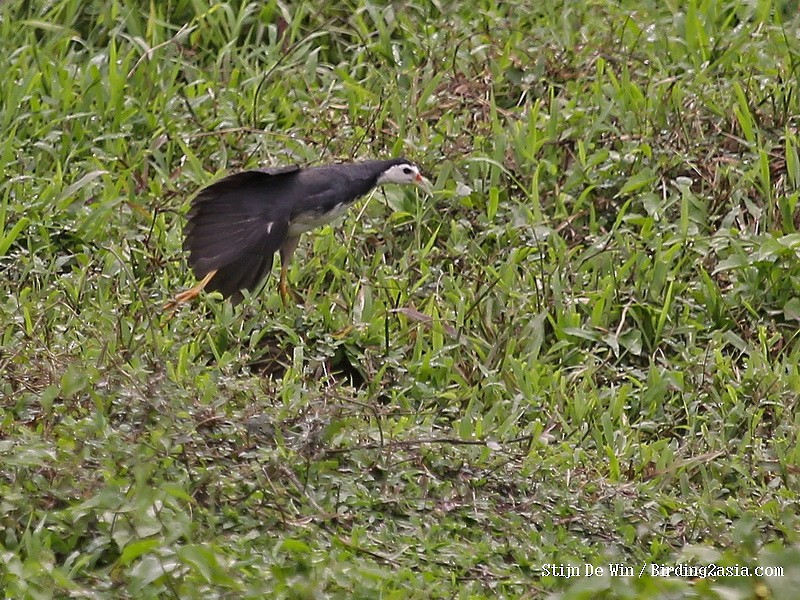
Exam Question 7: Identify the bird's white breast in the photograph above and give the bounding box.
[288,201,352,236]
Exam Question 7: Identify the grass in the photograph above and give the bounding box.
[2,0,800,597]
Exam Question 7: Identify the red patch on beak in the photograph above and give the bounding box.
[415,173,423,182]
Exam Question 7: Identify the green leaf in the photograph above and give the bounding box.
[783,298,800,321]
[618,169,656,196]
[0,216,29,256]
[55,170,108,210]
[118,539,161,567]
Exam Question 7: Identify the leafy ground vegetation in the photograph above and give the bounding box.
[2,0,800,597]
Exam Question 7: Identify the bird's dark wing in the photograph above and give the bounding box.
[257,165,302,177]
[184,167,300,283]
[203,219,289,302]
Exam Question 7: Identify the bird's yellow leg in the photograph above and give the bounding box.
[278,264,303,306]
[164,270,216,311]
[278,236,303,306]
[278,264,290,306]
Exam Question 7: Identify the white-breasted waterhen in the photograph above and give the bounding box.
[166,158,432,308]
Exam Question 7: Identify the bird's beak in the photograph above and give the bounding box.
[414,173,433,196]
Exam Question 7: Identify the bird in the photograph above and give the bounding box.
[166,157,432,309]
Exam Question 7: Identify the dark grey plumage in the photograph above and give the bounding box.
[181,158,423,303]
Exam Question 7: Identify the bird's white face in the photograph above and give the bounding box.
[377,162,433,194]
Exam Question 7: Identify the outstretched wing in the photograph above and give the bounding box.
[183,166,300,297]
[202,218,289,300]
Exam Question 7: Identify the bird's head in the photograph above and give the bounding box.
[377,160,433,195]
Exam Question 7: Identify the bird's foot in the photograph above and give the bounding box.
[332,325,353,339]
[163,271,216,313]
[279,279,303,306]
[278,266,303,306]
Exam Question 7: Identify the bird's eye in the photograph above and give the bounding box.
[402,167,413,175]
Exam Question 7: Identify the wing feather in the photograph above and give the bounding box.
[183,168,299,297]
[204,223,287,302]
